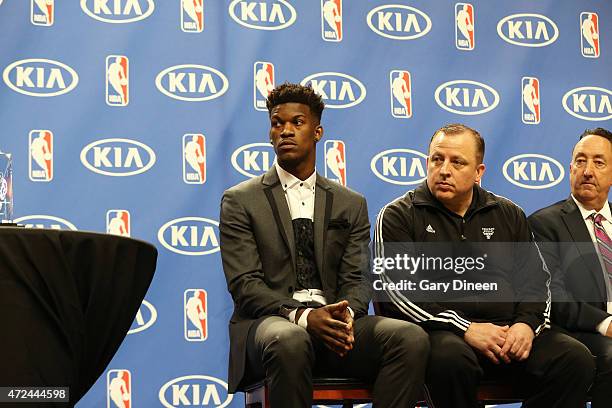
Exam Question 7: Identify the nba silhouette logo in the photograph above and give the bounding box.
[184,289,207,341]
[28,130,53,182]
[106,210,130,237]
[106,55,129,107]
[181,0,204,33]
[324,140,347,186]
[31,0,54,26]
[522,77,540,125]
[581,12,600,58]
[455,3,474,50]
[390,70,412,119]
[254,62,275,111]
[107,369,131,408]
[183,134,206,184]
[321,0,342,42]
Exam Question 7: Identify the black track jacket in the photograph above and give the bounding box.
[374,181,551,336]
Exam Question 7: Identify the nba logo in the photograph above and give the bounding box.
[181,0,204,33]
[324,140,347,186]
[390,70,412,119]
[31,0,54,26]
[29,130,53,182]
[581,12,600,58]
[455,3,474,50]
[254,62,275,111]
[106,55,129,107]
[522,77,540,125]
[107,369,131,408]
[183,134,206,184]
[106,210,130,237]
[321,0,342,42]
[184,289,207,341]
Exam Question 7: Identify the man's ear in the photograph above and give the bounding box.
[314,125,323,143]
[475,163,486,183]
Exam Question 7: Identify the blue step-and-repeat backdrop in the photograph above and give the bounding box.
[1,0,610,407]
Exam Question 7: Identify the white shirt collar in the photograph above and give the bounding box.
[275,162,316,192]
[571,194,612,222]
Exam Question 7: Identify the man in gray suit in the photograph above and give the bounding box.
[219,83,429,407]
[529,127,612,407]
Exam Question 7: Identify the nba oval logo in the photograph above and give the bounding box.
[370,149,427,185]
[155,64,229,102]
[562,87,612,122]
[14,215,77,230]
[301,72,366,109]
[434,80,500,115]
[497,14,559,47]
[502,154,564,190]
[80,138,156,176]
[3,58,79,97]
[366,4,432,40]
[158,217,220,256]
[159,375,233,408]
[81,0,155,23]
[128,299,157,334]
[228,0,296,31]
[231,142,276,178]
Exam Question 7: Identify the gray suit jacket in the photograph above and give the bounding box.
[529,197,611,332]
[219,166,371,392]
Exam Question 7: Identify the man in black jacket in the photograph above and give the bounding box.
[374,123,594,408]
[529,127,612,407]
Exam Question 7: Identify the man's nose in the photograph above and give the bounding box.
[439,160,451,175]
[280,123,295,137]
[583,160,595,176]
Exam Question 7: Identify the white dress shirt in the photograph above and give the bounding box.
[275,163,325,328]
[571,195,612,335]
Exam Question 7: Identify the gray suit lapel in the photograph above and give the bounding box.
[561,198,606,298]
[262,168,296,271]
[314,175,333,280]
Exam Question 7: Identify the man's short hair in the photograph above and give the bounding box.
[579,127,612,142]
[266,82,325,122]
[572,127,612,159]
[429,123,485,164]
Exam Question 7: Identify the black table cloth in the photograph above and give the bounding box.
[0,227,157,407]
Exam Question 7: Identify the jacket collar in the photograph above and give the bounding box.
[261,166,333,279]
[560,196,608,298]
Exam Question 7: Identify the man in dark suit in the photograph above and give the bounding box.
[529,127,612,407]
[219,83,429,407]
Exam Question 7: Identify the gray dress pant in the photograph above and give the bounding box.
[246,315,429,408]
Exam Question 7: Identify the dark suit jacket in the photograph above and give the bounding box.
[528,197,611,332]
[219,167,371,392]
